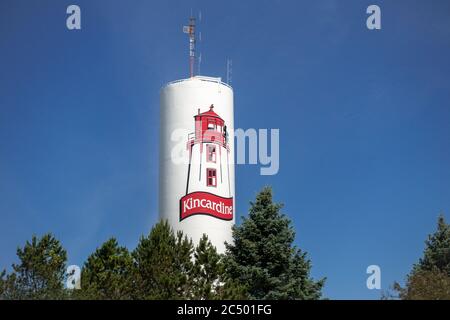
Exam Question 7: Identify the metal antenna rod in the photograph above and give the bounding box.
[183,16,196,78]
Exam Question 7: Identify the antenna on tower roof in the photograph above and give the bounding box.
[183,15,196,78]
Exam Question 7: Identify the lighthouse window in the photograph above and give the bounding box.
[207,145,216,163]
[207,168,217,187]
[208,121,216,130]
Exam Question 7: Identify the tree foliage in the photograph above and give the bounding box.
[0,269,9,298]
[414,215,450,275]
[393,268,450,300]
[0,234,67,300]
[131,221,245,300]
[225,187,325,299]
[393,214,450,300]
[132,220,194,299]
[75,238,134,300]
[192,234,246,300]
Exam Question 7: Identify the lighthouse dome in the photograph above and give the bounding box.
[195,105,223,121]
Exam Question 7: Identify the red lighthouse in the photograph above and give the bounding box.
[180,105,233,221]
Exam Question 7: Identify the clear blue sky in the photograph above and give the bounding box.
[1,0,449,299]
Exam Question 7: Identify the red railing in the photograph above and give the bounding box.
[187,131,229,150]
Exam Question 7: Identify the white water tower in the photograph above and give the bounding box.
[159,16,236,252]
[159,76,235,253]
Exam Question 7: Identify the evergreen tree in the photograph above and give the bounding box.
[192,234,246,300]
[393,214,450,300]
[192,234,221,299]
[0,234,68,300]
[132,220,194,299]
[0,270,19,300]
[414,214,450,275]
[225,187,325,300]
[0,270,6,298]
[75,238,133,300]
[393,268,450,300]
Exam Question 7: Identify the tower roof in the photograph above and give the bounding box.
[195,105,223,120]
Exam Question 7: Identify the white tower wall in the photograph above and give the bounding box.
[159,76,235,253]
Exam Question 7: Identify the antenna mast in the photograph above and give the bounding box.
[183,16,196,78]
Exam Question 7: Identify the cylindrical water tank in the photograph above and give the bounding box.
[159,76,235,253]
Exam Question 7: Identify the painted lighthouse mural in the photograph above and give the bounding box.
[180,105,233,221]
